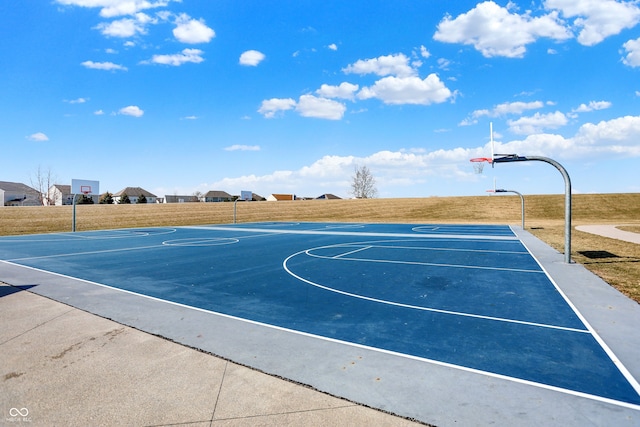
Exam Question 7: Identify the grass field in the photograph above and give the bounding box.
[1,193,639,302]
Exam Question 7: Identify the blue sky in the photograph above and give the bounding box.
[3,1,640,199]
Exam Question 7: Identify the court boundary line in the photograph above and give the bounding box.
[2,258,639,411]
[182,225,520,241]
[515,227,640,399]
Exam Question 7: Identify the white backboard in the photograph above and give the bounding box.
[71,179,100,195]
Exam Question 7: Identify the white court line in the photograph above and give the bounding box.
[183,225,519,241]
[516,226,640,404]
[283,250,574,332]
[306,249,543,274]
[332,246,372,258]
[7,243,169,262]
[343,242,528,256]
[2,258,638,411]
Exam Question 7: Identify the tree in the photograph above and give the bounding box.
[77,194,94,204]
[100,192,114,204]
[138,194,147,204]
[30,166,57,206]
[119,193,131,204]
[350,165,378,199]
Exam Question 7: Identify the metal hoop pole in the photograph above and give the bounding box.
[495,189,525,230]
[234,199,239,223]
[72,194,77,232]
[493,155,572,263]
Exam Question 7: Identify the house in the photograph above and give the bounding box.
[0,181,42,206]
[316,193,341,200]
[267,193,296,201]
[48,184,72,205]
[248,193,265,201]
[204,190,232,202]
[165,195,200,203]
[48,184,102,205]
[113,187,158,204]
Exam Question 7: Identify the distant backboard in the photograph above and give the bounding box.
[240,190,252,201]
[71,179,100,195]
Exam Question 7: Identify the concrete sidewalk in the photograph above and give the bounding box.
[576,225,640,244]
[0,283,425,426]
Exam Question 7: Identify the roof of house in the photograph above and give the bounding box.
[204,190,232,198]
[114,187,157,197]
[268,194,295,201]
[51,184,71,193]
[165,195,200,203]
[0,181,39,194]
[316,193,341,200]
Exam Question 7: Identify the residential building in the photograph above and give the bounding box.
[267,194,296,201]
[316,194,341,200]
[113,187,158,204]
[0,181,41,206]
[204,190,232,202]
[165,195,200,203]
[47,184,73,205]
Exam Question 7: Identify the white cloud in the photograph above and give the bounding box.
[544,0,640,46]
[343,53,416,77]
[296,95,346,120]
[225,145,261,151]
[496,115,640,158]
[239,50,266,66]
[572,100,612,112]
[316,82,359,100]
[357,74,452,105]
[210,114,640,198]
[173,14,215,43]
[95,14,150,37]
[472,101,545,119]
[328,43,338,51]
[434,1,572,58]
[94,110,105,115]
[66,97,88,104]
[622,37,640,67]
[27,132,49,141]
[507,111,568,134]
[575,115,640,145]
[258,98,297,118]
[119,105,144,117]
[81,60,128,71]
[144,48,204,66]
[419,45,431,58]
[55,0,174,18]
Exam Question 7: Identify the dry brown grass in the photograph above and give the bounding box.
[1,193,639,302]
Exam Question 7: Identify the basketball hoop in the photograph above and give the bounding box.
[470,157,492,175]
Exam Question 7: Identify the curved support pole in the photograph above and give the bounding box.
[493,155,572,263]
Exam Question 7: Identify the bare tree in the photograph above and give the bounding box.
[350,164,378,199]
[30,166,57,206]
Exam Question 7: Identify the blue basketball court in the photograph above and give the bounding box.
[1,222,639,425]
